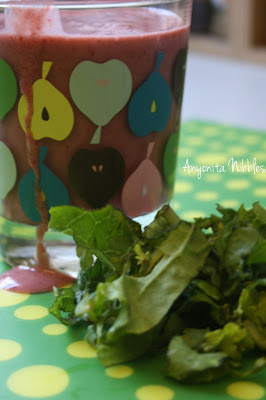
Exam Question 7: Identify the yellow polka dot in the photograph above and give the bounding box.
[174,181,193,194]
[67,340,97,358]
[105,365,134,379]
[227,146,248,156]
[136,385,174,400]
[7,365,69,398]
[14,305,48,320]
[205,174,223,183]
[220,199,240,209]
[185,136,204,146]
[243,135,260,145]
[171,200,181,211]
[0,289,29,307]
[253,152,266,162]
[224,130,238,140]
[209,141,223,150]
[254,171,266,181]
[0,339,22,361]
[195,191,218,201]
[178,146,194,157]
[225,179,251,190]
[226,381,265,400]
[202,126,220,136]
[181,210,206,221]
[253,187,266,197]
[196,153,227,165]
[42,324,68,336]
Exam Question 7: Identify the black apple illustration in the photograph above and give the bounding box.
[69,147,125,208]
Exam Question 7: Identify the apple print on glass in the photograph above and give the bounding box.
[69,59,132,144]
[18,61,74,141]
[128,52,172,137]
[19,147,70,223]
[122,142,162,218]
[0,141,17,200]
[0,58,17,120]
[69,147,125,208]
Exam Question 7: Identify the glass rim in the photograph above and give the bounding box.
[0,0,184,10]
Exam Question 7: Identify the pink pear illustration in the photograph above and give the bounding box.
[122,142,162,218]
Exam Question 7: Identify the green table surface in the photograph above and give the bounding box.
[1,121,266,400]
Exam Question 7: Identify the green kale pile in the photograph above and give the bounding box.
[49,203,266,383]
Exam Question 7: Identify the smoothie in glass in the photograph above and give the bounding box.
[0,3,190,292]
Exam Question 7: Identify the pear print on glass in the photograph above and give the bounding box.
[19,147,70,223]
[122,142,162,217]
[0,141,17,200]
[18,61,74,141]
[0,58,17,120]
[128,52,172,137]
[69,60,132,144]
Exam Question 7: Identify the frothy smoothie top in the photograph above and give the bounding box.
[0,6,183,37]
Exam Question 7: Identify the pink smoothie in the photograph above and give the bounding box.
[0,5,189,292]
[0,6,189,222]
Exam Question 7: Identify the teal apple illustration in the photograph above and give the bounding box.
[163,133,179,189]
[0,59,17,120]
[128,52,172,137]
[19,146,70,222]
[69,59,132,144]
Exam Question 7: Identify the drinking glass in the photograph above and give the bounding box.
[0,0,192,292]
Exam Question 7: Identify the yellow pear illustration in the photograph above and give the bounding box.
[18,61,74,141]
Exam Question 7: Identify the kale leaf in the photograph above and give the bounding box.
[49,203,266,383]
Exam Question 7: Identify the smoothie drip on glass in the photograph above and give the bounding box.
[0,3,190,292]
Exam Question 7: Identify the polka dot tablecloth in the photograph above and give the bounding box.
[172,121,266,219]
[1,121,266,400]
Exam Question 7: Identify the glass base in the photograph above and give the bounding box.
[0,207,162,280]
[0,235,80,279]
[0,215,80,279]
